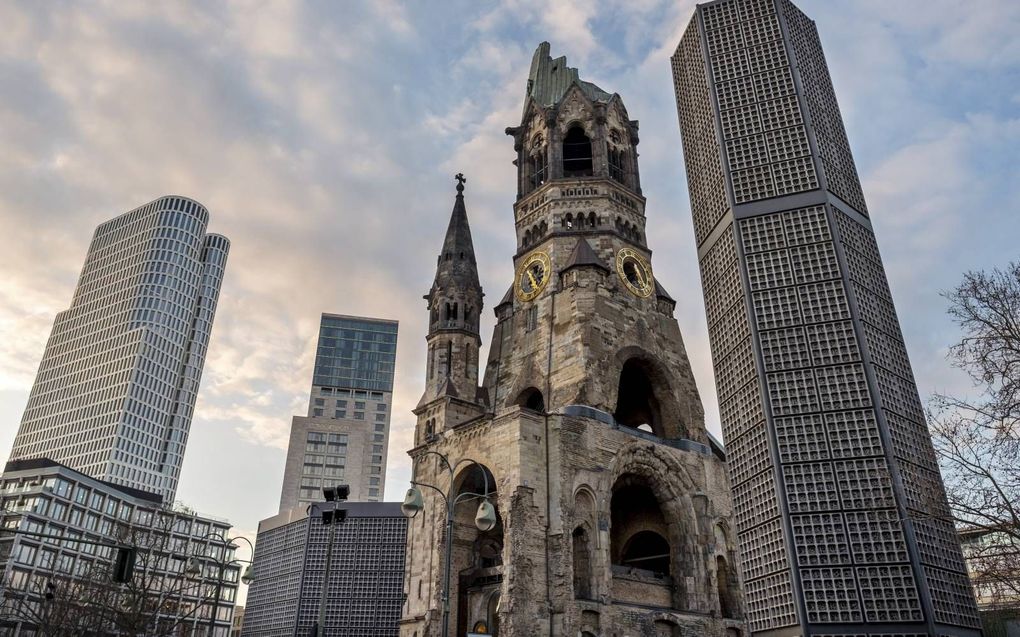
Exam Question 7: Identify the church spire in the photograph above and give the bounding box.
[431,173,480,295]
[420,175,484,411]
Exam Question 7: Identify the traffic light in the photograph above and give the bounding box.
[113,547,137,583]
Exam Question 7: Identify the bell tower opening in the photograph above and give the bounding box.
[562,125,593,177]
[614,358,663,437]
[516,387,545,413]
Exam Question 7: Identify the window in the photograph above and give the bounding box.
[336,400,347,408]
[313,408,323,417]
[354,401,365,410]
[314,398,325,406]
[336,410,346,418]
[562,125,593,176]
[354,412,364,420]
[375,413,386,422]
[376,403,387,411]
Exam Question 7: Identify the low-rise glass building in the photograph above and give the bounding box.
[0,458,240,636]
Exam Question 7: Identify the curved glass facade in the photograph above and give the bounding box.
[10,196,229,502]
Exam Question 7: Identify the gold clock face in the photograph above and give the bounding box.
[515,251,552,302]
[616,248,654,298]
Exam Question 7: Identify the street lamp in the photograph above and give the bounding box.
[188,533,255,636]
[310,483,349,637]
[401,451,497,637]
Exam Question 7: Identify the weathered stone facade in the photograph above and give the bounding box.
[401,43,744,637]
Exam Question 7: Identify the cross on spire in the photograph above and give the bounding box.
[455,173,467,193]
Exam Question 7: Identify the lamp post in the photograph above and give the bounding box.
[401,452,497,637]
[186,532,255,636]
[310,483,349,637]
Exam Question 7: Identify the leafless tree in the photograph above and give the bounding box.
[929,261,1020,608]
[1,506,223,636]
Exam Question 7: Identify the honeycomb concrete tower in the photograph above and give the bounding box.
[400,43,742,637]
[671,1,981,635]
[9,196,228,502]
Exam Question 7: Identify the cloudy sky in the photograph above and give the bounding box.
[1,0,1018,601]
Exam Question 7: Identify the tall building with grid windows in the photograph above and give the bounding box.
[9,196,229,503]
[241,502,407,637]
[672,1,980,635]
[278,314,398,511]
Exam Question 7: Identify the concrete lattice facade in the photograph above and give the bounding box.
[9,196,228,502]
[401,44,743,637]
[241,503,407,637]
[278,314,397,511]
[671,1,980,635]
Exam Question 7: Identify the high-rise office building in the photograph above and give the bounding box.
[278,314,397,511]
[672,1,980,635]
[9,196,229,502]
[241,502,407,637]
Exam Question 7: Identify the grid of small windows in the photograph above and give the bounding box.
[779,0,868,214]
[8,196,228,502]
[701,0,819,204]
[294,513,407,636]
[672,17,731,246]
[678,0,978,631]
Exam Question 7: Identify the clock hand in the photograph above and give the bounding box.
[526,270,539,290]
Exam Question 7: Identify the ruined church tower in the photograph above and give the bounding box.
[401,44,744,637]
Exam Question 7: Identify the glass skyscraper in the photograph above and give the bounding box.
[9,195,229,502]
[279,314,398,510]
[672,1,980,635]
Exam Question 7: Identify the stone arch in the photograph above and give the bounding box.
[603,443,700,611]
[515,387,545,413]
[611,347,688,439]
[451,463,502,637]
[714,522,740,619]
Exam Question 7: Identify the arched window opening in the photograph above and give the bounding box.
[609,147,625,183]
[717,555,737,618]
[487,592,501,636]
[478,537,503,569]
[426,419,435,437]
[453,465,501,637]
[614,359,664,437]
[654,620,681,637]
[611,476,671,578]
[565,213,574,229]
[572,526,592,599]
[516,387,545,413]
[563,126,593,177]
[621,531,670,575]
[531,152,547,189]
[588,212,597,227]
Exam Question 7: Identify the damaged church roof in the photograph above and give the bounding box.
[524,42,613,114]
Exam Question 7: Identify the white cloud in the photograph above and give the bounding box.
[0,0,1016,541]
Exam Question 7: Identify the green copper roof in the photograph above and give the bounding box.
[524,42,612,113]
